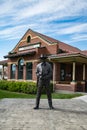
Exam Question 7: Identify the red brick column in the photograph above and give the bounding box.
[23,64,26,80]
[81,81,85,92]
[70,81,77,92]
[32,61,37,81]
[2,65,4,79]
[8,64,11,79]
[15,65,18,80]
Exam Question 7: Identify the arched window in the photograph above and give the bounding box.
[27,36,31,43]
[18,58,24,79]
[11,64,16,79]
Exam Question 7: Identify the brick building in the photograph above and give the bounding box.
[1,29,87,92]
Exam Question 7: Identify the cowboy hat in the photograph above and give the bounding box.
[39,54,48,59]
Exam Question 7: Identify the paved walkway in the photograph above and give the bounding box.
[0,96,87,130]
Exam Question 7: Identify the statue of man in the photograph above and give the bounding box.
[34,54,54,109]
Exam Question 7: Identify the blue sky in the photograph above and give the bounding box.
[0,0,87,60]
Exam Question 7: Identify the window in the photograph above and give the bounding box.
[60,64,66,81]
[26,62,32,80]
[11,64,16,79]
[27,36,31,43]
[58,49,65,54]
[18,59,24,79]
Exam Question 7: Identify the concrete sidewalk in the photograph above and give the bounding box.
[0,98,87,130]
[73,95,87,103]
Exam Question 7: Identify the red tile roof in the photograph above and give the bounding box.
[33,30,59,44]
[58,42,81,53]
[81,50,87,56]
[0,60,8,65]
[3,29,87,60]
[32,29,81,53]
[49,51,87,59]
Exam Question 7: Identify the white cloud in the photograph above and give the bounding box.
[71,34,87,42]
[0,0,87,44]
[1,0,87,22]
[0,25,27,39]
[0,22,39,40]
[56,23,87,35]
[0,0,87,60]
[12,0,87,22]
[0,0,13,15]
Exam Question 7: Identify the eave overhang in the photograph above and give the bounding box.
[48,53,87,64]
[4,51,36,58]
[0,60,8,65]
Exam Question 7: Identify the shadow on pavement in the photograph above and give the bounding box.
[36,107,87,114]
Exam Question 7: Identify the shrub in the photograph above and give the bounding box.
[0,80,53,94]
[7,81,22,92]
[0,80,8,90]
[26,82,37,94]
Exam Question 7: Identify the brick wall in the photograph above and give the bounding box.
[32,62,38,81]
[55,84,75,91]
[8,64,11,79]
[46,44,58,54]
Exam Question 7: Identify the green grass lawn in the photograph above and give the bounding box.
[0,89,83,99]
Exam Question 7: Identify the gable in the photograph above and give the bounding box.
[11,29,55,53]
[11,29,39,53]
[9,28,81,55]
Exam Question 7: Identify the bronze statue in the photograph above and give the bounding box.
[34,54,54,110]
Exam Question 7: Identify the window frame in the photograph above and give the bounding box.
[11,64,16,79]
[27,36,31,43]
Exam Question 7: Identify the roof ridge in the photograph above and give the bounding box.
[10,28,81,54]
[11,29,31,52]
[32,29,81,52]
[32,30,59,44]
